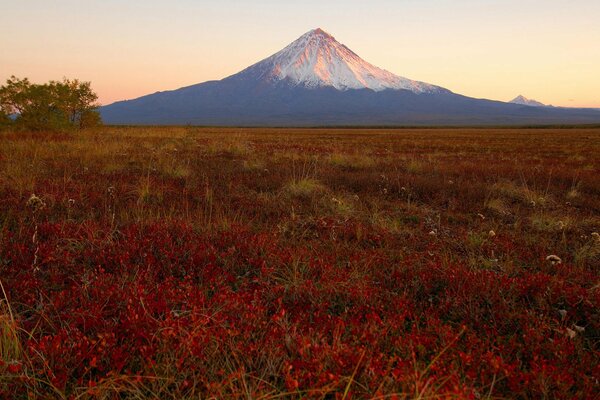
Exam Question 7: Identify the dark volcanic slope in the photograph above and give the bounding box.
[100,79,600,126]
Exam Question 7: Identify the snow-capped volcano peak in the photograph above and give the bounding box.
[234,28,443,93]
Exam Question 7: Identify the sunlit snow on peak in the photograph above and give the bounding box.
[236,29,443,93]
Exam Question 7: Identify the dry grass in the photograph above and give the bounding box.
[0,126,599,398]
[1,126,598,262]
[0,280,21,369]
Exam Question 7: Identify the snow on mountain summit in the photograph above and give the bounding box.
[510,95,546,107]
[233,28,444,93]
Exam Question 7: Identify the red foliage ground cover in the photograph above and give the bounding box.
[0,127,598,398]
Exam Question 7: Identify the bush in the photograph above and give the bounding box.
[80,109,102,129]
[0,76,102,131]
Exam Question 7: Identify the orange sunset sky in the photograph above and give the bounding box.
[1,0,599,107]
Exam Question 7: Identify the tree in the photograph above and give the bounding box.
[0,76,31,117]
[0,76,102,131]
[0,109,10,130]
[49,78,101,128]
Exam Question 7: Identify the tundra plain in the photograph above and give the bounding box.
[1,127,599,398]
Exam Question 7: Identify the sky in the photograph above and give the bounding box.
[1,0,599,107]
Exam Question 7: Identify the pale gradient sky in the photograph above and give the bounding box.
[1,0,599,107]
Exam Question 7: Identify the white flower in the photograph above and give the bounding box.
[546,255,562,265]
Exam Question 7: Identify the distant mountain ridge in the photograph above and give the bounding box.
[100,28,600,126]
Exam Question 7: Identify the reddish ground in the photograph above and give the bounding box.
[0,127,599,398]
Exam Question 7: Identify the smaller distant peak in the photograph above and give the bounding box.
[510,95,546,107]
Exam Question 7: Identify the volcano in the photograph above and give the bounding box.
[100,29,600,126]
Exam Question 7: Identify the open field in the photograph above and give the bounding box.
[0,127,599,399]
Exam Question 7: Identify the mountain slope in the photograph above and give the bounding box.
[101,29,600,126]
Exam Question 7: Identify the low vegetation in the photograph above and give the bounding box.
[0,127,598,398]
